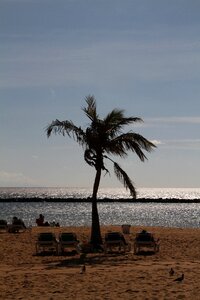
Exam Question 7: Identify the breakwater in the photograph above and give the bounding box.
[0,197,200,203]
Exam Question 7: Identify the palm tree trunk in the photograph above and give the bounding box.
[90,167,103,246]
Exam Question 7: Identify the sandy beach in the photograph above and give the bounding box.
[0,225,200,299]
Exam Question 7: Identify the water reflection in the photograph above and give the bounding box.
[0,202,199,228]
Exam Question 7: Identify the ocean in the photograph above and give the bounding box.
[1,187,200,200]
[0,187,200,228]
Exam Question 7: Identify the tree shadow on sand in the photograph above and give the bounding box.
[134,250,156,256]
[44,252,134,269]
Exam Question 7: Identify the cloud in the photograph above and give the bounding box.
[151,140,163,145]
[1,32,200,88]
[146,117,200,125]
[159,139,200,150]
[0,171,35,186]
[31,155,39,160]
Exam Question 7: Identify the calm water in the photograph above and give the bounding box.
[0,187,200,228]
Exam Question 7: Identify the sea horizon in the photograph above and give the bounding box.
[0,186,200,201]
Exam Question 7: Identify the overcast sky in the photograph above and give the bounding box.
[0,0,200,188]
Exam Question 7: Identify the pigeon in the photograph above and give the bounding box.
[23,275,29,288]
[174,273,184,282]
[169,268,175,276]
[80,265,86,274]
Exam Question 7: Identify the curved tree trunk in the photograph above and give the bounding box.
[90,166,103,246]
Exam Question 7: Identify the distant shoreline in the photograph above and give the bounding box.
[0,197,200,203]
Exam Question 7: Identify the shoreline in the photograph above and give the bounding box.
[0,197,200,203]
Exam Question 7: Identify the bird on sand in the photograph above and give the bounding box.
[169,268,175,276]
[80,265,86,274]
[174,273,184,282]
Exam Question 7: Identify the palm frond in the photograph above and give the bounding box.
[46,119,86,146]
[130,133,157,151]
[82,95,98,121]
[106,132,156,161]
[113,162,137,198]
[104,109,143,136]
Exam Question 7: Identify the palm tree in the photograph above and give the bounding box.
[46,95,156,247]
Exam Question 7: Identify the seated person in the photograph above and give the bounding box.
[50,221,60,227]
[136,229,154,242]
[36,214,50,226]
[12,216,26,228]
[8,216,26,233]
[0,219,7,226]
[36,214,44,226]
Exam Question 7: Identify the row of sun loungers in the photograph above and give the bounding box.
[105,231,159,254]
[0,218,160,255]
[35,230,160,255]
[36,232,80,255]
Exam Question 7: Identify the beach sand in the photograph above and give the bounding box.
[0,225,200,299]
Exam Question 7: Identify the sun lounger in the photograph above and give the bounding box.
[8,224,26,233]
[36,232,58,255]
[8,217,26,233]
[134,230,160,254]
[58,232,80,254]
[104,231,131,253]
[0,220,8,232]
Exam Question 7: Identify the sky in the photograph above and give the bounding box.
[0,0,200,189]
